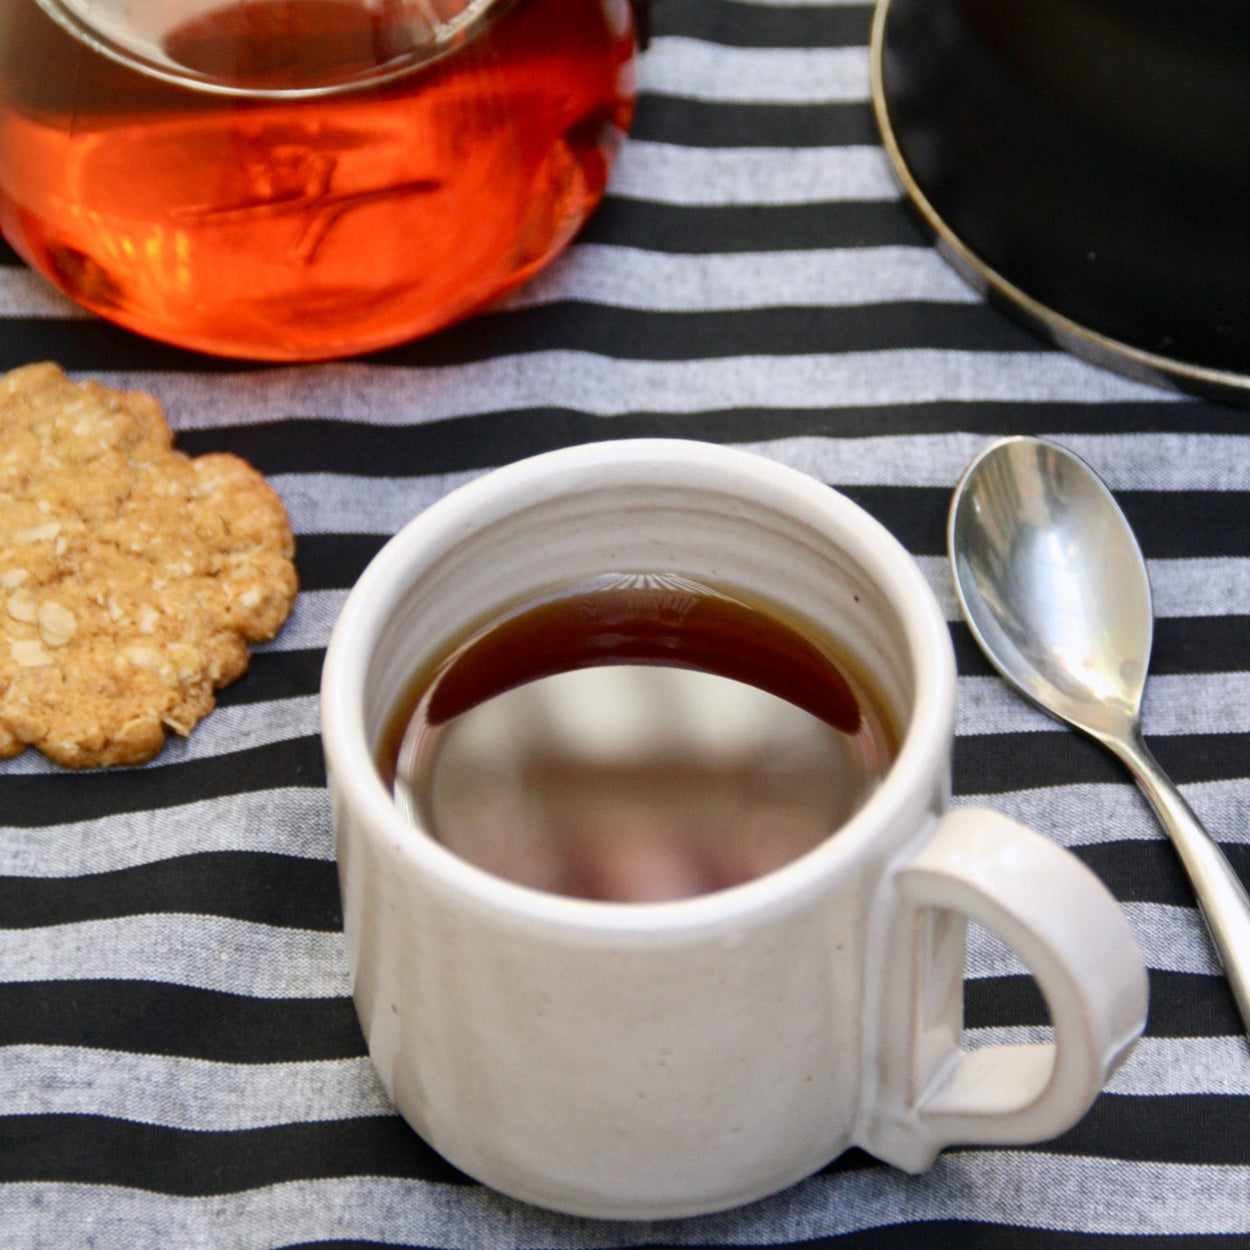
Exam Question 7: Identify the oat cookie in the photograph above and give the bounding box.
[0,362,297,767]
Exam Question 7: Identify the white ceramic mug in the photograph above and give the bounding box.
[320,439,1149,1220]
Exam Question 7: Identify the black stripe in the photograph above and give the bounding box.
[2,972,1225,1064]
[0,736,325,827]
[0,317,269,374]
[1151,616,1250,675]
[1039,1093,1250,1165]
[0,206,903,311]
[966,969,1243,1040]
[0,809,1210,937]
[830,486,952,554]
[815,1234,1248,1250]
[208,490,1250,588]
[367,302,1045,368]
[294,534,387,590]
[178,406,1250,489]
[280,1234,1250,1250]
[954,730,1250,793]
[3,1095,1248,1197]
[649,0,872,47]
[950,621,998,676]
[954,618,1250,679]
[0,981,366,1061]
[0,796,1225,931]
[843,486,1250,561]
[581,198,927,251]
[0,1114,471,1191]
[6,296,1051,372]
[0,843,1202,931]
[631,97,879,146]
[215,648,326,706]
[0,852,341,931]
[965,970,1046,1029]
[836,486,1250,560]
[226,618,1250,703]
[1070,841,1214,909]
[1116,490,1250,559]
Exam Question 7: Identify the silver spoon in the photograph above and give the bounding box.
[949,434,1250,1039]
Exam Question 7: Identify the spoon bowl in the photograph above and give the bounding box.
[950,436,1151,740]
[950,435,1250,1041]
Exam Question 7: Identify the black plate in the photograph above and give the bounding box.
[871,0,1250,403]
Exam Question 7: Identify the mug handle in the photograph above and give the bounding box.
[859,808,1149,1172]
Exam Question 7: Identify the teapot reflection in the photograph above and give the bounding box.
[395,664,896,902]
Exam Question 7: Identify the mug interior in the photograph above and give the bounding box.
[328,442,953,903]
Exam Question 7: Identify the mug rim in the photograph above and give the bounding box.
[320,438,956,935]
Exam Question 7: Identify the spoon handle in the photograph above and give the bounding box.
[1112,729,1250,1043]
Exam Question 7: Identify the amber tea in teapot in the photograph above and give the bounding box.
[0,0,635,359]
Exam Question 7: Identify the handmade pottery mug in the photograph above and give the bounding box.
[320,439,1148,1219]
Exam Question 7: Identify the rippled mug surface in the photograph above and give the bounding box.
[387,574,898,902]
[0,0,635,359]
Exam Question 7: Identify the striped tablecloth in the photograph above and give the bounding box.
[3,0,1249,1245]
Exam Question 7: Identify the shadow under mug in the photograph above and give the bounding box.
[320,439,1149,1219]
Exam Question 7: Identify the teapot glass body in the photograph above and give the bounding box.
[0,0,635,359]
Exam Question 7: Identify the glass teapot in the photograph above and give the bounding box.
[0,0,636,359]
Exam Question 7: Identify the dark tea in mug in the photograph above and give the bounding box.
[383,573,898,902]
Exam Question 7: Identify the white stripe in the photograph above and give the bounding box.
[0,763,1237,874]
[1104,1034,1250,1094]
[254,588,347,651]
[0,772,1236,877]
[0,789,333,877]
[0,772,1232,884]
[953,778,1250,849]
[104,355,1171,435]
[1,1032,1241,1135]
[271,431,1249,536]
[956,671,1250,737]
[0,775,1236,885]
[0,914,351,998]
[233,568,1250,662]
[0,268,91,318]
[21,618,1220,760]
[0,695,320,776]
[0,1046,392,1129]
[608,141,898,203]
[4,241,982,320]
[739,431,1248,490]
[964,1032,1250,1096]
[504,245,977,310]
[0,901,1213,995]
[0,778,1154,881]
[1134,557,1250,619]
[1041,432,1250,491]
[638,38,869,103]
[966,901,1219,979]
[272,470,483,537]
[916,554,1250,621]
[4,1154,1250,1245]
